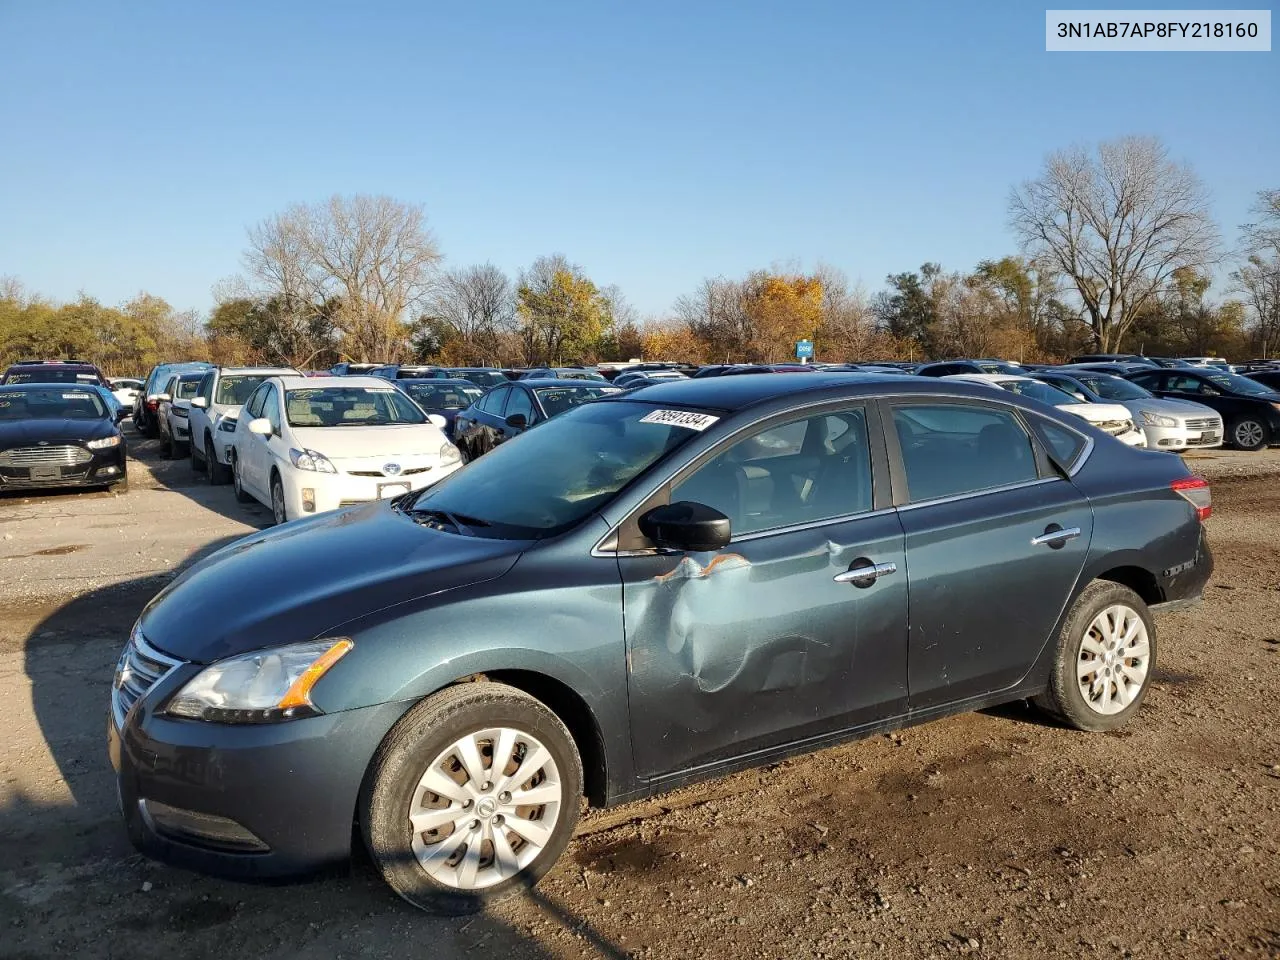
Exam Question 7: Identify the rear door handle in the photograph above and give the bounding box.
[1031,526,1081,548]
[834,560,898,586]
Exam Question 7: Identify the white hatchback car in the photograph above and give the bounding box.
[230,376,463,524]
[943,374,1147,447]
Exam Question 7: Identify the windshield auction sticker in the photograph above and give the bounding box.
[639,409,720,431]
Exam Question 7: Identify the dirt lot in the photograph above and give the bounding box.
[1,432,1277,959]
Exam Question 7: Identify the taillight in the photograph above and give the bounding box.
[1171,476,1211,522]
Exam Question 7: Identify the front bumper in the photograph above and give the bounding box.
[1116,428,1147,448]
[285,459,463,517]
[0,444,126,489]
[1141,421,1223,451]
[109,674,412,879]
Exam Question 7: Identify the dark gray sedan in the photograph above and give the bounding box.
[109,373,1213,912]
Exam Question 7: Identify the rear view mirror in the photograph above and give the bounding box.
[426,413,447,429]
[190,396,209,409]
[248,417,273,436]
[639,501,732,552]
[505,413,527,429]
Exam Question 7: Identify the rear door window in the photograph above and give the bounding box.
[1029,416,1088,471]
[891,403,1039,503]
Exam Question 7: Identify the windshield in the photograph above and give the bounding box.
[975,361,1023,375]
[1075,375,1151,401]
[997,379,1079,406]
[1209,373,1273,396]
[451,370,507,389]
[4,369,97,384]
[534,385,619,417]
[410,400,706,537]
[215,375,269,405]
[404,383,483,409]
[0,387,108,420]
[284,386,427,427]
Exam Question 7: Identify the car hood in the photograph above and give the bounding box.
[139,502,525,663]
[1055,402,1133,423]
[291,423,448,460]
[0,417,115,447]
[1116,397,1220,419]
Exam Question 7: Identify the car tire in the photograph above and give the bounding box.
[159,429,173,459]
[270,472,288,525]
[231,453,252,503]
[1228,417,1268,451]
[1033,580,1157,733]
[207,436,230,485]
[190,436,203,472]
[361,682,583,915]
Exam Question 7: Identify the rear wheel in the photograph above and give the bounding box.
[1034,580,1156,732]
[1229,417,1268,451]
[361,682,582,914]
[190,435,203,472]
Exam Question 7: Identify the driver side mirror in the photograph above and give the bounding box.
[505,413,527,429]
[115,407,129,422]
[190,396,209,409]
[639,501,732,552]
[248,417,273,436]
[156,393,172,403]
[426,413,448,429]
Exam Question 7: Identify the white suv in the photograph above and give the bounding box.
[188,366,298,484]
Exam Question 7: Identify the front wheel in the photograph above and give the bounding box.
[231,453,252,503]
[270,472,288,525]
[361,682,583,914]
[1229,417,1268,451]
[1034,580,1156,732]
[207,436,231,485]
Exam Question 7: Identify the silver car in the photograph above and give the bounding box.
[1034,370,1223,451]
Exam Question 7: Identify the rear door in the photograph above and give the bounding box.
[884,399,1094,709]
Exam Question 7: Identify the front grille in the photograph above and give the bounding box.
[1183,417,1219,431]
[1097,420,1133,436]
[0,444,92,467]
[111,627,184,728]
[348,466,431,478]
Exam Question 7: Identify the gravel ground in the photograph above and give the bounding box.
[1,433,1277,959]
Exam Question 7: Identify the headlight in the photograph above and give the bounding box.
[164,639,353,723]
[87,435,121,449]
[1140,411,1178,427]
[219,418,238,433]
[289,447,338,473]
[439,441,461,464]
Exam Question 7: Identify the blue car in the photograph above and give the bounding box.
[110,373,1212,912]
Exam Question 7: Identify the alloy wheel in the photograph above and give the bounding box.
[407,727,563,891]
[1234,419,1265,449]
[272,479,287,524]
[1076,604,1150,715]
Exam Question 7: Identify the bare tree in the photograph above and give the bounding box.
[1234,189,1280,357]
[1009,136,1220,352]
[245,194,441,362]
[424,263,515,362]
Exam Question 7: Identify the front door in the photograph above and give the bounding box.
[621,404,908,780]
[885,400,1094,709]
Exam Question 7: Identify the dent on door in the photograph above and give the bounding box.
[622,513,908,778]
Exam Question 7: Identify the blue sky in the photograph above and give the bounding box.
[0,0,1275,317]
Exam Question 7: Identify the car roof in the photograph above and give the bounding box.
[941,373,1026,384]
[605,371,990,411]
[276,375,392,388]
[397,378,483,387]
[216,366,299,375]
[515,378,614,389]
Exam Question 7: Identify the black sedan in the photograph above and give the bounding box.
[1245,368,1280,392]
[451,378,620,460]
[396,379,486,437]
[0,383,128,492]
[1126,367,1280,450]
[111,372,1211,913]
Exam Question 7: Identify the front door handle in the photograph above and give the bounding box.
[1031,525,1082,548]
[834,560,898,587]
